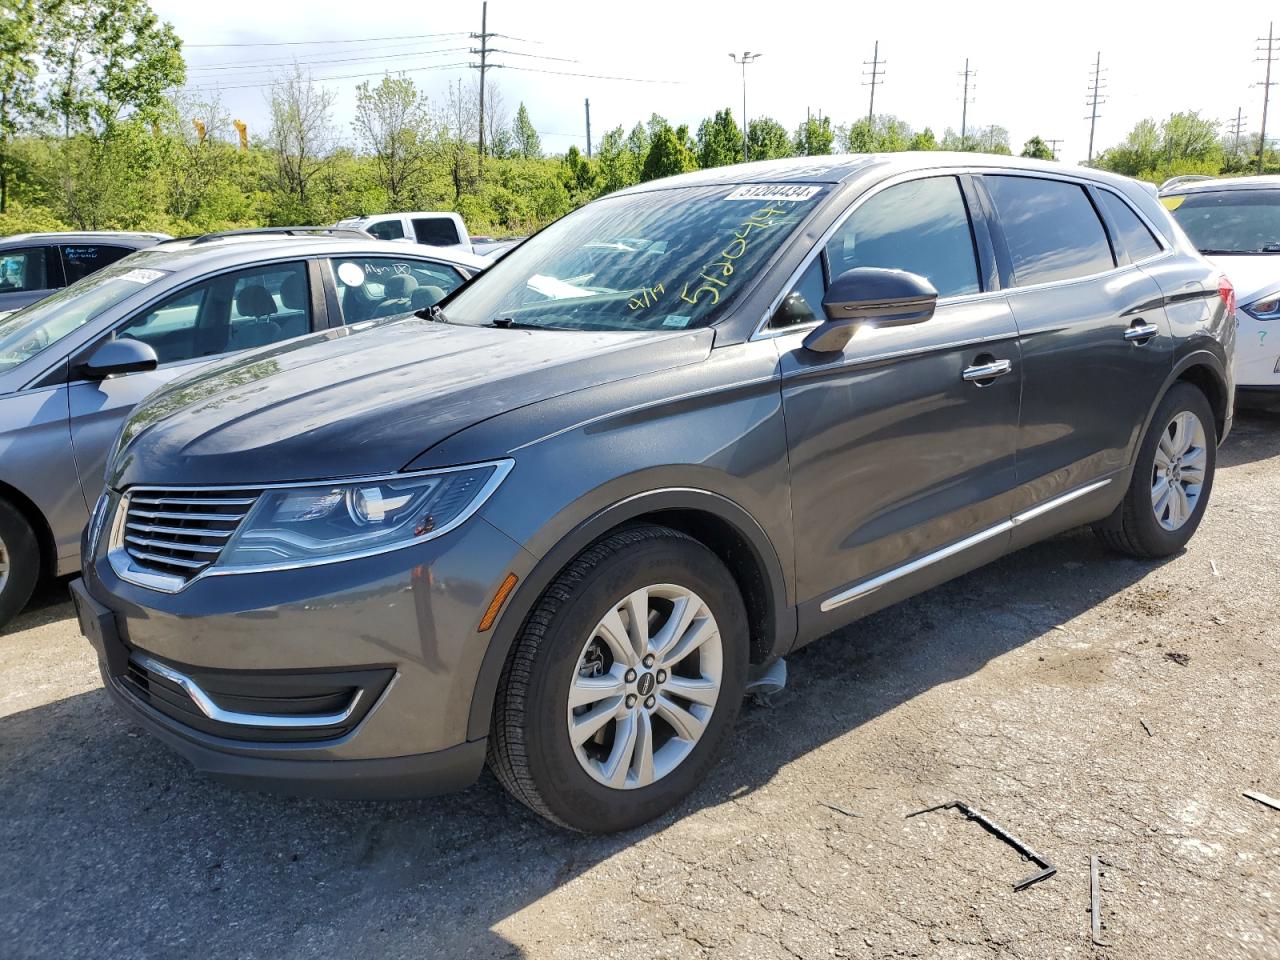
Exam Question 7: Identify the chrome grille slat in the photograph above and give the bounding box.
[118,487,259,583]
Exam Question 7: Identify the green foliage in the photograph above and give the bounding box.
[1020,136,1055,160]
[640,121,696,182]
[909,127,938,151]
[942,125,1011,155]
[697,108,743,168]
[353,75,433,208]
[512,102,540,160]
[840,114,912,153]
[747,117,792,160]
[793,116,834,156]
[1095,112,1224,182]
[596,125,640,194]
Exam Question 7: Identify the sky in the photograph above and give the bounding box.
[155,0,1270,165]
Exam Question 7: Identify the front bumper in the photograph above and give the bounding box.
[75,512,535,797]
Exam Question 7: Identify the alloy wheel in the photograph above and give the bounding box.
[1151,410,1207,532]
[0,530,8,595]
[567,583,723,790]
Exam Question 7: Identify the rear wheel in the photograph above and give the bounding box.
[1095,382,1216,558]
[488,525,748,832]
[0,499,40,632]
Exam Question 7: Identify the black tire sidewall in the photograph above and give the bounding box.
[1127,383,1217,555]
[522,537,749,833]
[0,500,40,631]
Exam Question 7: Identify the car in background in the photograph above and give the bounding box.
[334,211,473,255]
[472,236,525,261]
[1161,176,1280,406]
[0,227,486,628]
[0,231,170,315]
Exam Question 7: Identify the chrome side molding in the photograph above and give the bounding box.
[819,478,1112,613]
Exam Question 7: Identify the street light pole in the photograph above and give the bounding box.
[729,51,761,163]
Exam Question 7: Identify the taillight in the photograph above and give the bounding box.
[1218,275,1236,317]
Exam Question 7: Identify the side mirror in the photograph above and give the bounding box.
[802,267,938,354]
[79,338,159,379]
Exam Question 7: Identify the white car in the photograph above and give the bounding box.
[334,212,473,256]
[1162,176,1280,406]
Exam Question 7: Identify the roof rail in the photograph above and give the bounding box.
[183,226,373,245]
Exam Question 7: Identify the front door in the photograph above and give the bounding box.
[774,175,1023,633]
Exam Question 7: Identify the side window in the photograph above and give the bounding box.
[0,247,51,293]
[366,218,406,241]
[61,244,131,284]
[825,177,980,299]
[772,257,827,329]
[984,176,1115,286]
[331,256,465,324]
[413,217,462,246]
[114,261,311,365]
[1098,191,1163,262]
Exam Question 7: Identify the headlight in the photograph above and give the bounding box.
[216,460,512,570]
[1242,291,1280,321]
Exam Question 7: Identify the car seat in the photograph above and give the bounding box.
[410,285,447,311]
[228,283,283,350]
[276,272,310,339]
[372,274,419,318]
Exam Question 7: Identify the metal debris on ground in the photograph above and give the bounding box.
[906,800,1057,890]
[818,800,861,818]
[1210,558,1221,576]
[1243,790,1280,812]
[1090,855,1110,947]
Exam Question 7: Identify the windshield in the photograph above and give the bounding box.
[442,183,828,331]
[0,260,170,374]
[1166,189,1280,254]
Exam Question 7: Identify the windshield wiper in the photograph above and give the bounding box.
[489,317,560,330]
[416,304,450,322]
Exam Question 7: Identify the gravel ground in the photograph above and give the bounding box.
[2,411,1279,960]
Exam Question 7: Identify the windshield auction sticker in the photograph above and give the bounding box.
[725,184,821,202]
[118,268,167,284]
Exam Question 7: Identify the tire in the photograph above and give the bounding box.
[0,498,40,632]
[488,524,749,832]
[1094,382,1217,558]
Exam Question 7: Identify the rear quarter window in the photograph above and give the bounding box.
[1098,191,1163,262]
[985,176,1115,286]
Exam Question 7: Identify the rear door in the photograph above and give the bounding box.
[66,259,321,504]
[980,174,1172,515]
[58,243,134,286]
[774,174,1023,629]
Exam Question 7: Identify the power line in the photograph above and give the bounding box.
[471,1,493,174]
[1228,107,1247,155]
[1085,51,1106,163]
[187,46,471,74]
[863,40,884,126]
[184,31,467,48]
[500,64,680,84]
[183,61,471,92]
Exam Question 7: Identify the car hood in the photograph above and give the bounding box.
[1203,254,1280,305]
[112,316,712,487]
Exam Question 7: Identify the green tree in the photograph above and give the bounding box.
[267,64,337,218]
[352,75,434,208]
[595,124,639,195]
[640,122,697,181]
[696,108,744,168]
[1096,112,1223,181]
[512,102,540,159]
[909,127,938,151]
[625,122,649,161]
[0,0,44,213]
[1020,135,1055,160]
[747,117,792,160]
[842,114,912,153]
[793,115,834,156]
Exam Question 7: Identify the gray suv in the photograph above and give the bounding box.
[0,230,485,627]
[73,155,1235,833]
[0,231,169,314]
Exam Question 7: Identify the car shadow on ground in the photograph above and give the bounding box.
[1220,407,1280,467]
[0,526,1177,959]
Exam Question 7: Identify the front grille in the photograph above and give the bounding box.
[120,488,259,581]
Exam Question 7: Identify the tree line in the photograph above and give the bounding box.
[3,0,1279,239]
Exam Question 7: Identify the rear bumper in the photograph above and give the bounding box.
[1237,383,1280,409]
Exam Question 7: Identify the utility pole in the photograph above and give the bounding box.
[1259,23,1277,175]
[863,40,885,127]
[1046,138,1064,160]
[959,58,975,146]
[469,1,495,177]
[1085,51,1106,164]
[729,51,761,163]
[584,98,592,157]
[1228,108,1247,156]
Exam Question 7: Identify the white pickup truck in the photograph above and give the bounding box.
[334,212,472,255]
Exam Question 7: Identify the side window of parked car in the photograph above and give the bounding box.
[984,176,1115,285]
[60,244,131,284]
[413,217,462,246]
[0,247,52,293]
[330,256,465,323]
[113,261,311,366]
[366,219,406,241]
[1097,191,1163,262]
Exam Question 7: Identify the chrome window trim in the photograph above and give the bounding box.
[818,478,1112,612]
[752,168,1175,343]
[105,459,515,593]
[132,653,363,729]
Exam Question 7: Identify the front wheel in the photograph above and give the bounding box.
[0,499,40,632]
[1095,382,1217,558]
[488,525,748,832]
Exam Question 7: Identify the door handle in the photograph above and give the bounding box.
[962,358,1013,383]
[1124,320,1160,343]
